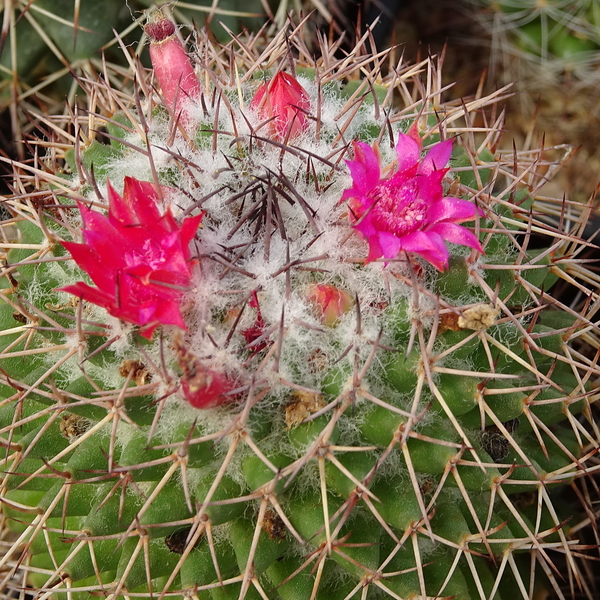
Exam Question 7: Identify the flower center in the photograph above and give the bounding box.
[125,239,167,272]
[369,178,427,236]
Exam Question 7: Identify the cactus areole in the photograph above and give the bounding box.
[0,12,597,600]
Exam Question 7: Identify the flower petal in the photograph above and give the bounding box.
[420,139,452,175]
[363,233,384,263]
[345,142,381,196]
[58,282,117,310]
[401,230,450,271]
[179,213,203,248]
[378,231,403,260]
[354,141,381,188]
[123,177,163,228]
[395,131,421,174]
[138,299,186,329]
[107,181,136,227]
[427,197,479,225]
[61,241,117,292]
[429,222,484,254]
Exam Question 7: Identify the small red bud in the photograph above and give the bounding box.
[250,72,310,141]
[175,337,234,409]
[307,284,354,326]
[241,291,269,354]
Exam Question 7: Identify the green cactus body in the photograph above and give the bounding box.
[0,13,597,600]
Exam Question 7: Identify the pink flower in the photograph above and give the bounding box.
[251,72,310,141]
[144,13,201,124]
[60,177,203,339]
[307,284,354,326]
[341,127,483,271]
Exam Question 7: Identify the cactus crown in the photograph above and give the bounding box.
[0,13,598,600]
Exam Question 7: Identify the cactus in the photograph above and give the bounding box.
[471,0,600,83]
[0,0,137,156]
[464,0,600,204]
[0,12,598,600]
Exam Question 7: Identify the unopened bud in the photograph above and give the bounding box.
[250,71,310,141]
[145,12,201,126]
[175,337,234,409]
[307,284,354,326]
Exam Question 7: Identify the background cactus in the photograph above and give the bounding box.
[471,0,600,82]
[463,0,600,203]
[0,11,599,600]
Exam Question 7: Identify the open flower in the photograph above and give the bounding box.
[60,177,203,339]
[341,127,483,271]
[251,71,310,141]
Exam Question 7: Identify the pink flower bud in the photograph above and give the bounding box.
[241,291,270,354]
[176,337,235,409]
[307,284,354,326]
[145,12,201,124]
[250,72,310,141]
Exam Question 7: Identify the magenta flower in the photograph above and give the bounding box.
[60,177,203,339]
[341,127,483,271]
[251,71,310,141]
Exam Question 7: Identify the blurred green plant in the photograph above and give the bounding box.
[471,0,600,83]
